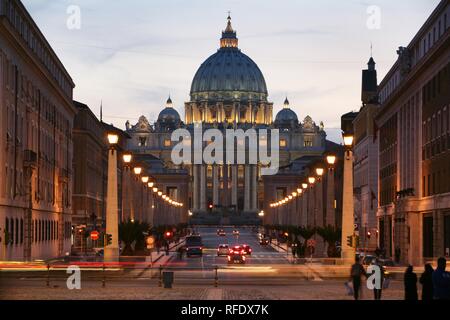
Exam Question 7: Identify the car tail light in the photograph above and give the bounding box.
[227,256,231,261]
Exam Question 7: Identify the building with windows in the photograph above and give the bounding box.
[126,16,333,224]
[375,0,450,265]
[352,57,380,252]
[0,0,76,260]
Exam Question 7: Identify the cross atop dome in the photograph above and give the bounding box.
[220,13,238,48]
[166,95,173,107]
[284,97,290,109]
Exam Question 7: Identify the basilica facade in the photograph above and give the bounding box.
[126,16,329,219]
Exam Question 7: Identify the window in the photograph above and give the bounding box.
[164,139,171,147]
[138,136,147,147]
[280,139,287,147]
[304,137,313,147]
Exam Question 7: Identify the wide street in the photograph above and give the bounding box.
[0,226,412,301]
[171,226,290,267]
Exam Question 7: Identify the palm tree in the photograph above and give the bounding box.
[298,226,316,241]
[119,220,149,255]
[316,225,342,258]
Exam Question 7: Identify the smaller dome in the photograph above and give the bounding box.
[158,96,180,123]
[275,108,298,122]
[158,107,180,123]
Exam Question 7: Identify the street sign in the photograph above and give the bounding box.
[90,231,99,241]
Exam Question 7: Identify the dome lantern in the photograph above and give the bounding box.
[220,14,238,48]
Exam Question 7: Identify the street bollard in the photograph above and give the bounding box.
[214,266,218,288]
[158,266,163,287]
[46,264,50,287]
[102,264,106,288]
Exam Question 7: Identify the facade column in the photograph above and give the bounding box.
[200,164,207,211]
[213,165,219,207]
[326,168,335,227]
[231,165,238,208]
[193,165,199,212]
[223,164,229,207]
[251,165,258,211]
[244,165,251,212]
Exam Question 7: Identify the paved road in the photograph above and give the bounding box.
[170,226,289,268]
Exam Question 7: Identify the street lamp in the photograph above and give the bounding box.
[141,176,149,184]
[107,133,119,146]
[308,177,316,185]
[122,152,132,164]
[302,183,308,190]
[327,154,336,166]
[316,168,324,178]
[133,167,142,175]
[343,134,354,148]
[105,132,120,262]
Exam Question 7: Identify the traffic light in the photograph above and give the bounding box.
[105,234,112,246]
[347,235,353,247]
[354,235,360,248]
[164,231,173,239]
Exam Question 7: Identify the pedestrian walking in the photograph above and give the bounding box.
[404,265,418,300]
[350,256,367,300]
[419,264,434,300]
[432,257,450,300]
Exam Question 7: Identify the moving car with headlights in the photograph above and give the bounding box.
[232,230,240,236]
[217,244,230,256]
[259,237,270,246]
[227,246,246,264]
[241,244,252,255]
[185,235,203,257]
[217,229,226,236]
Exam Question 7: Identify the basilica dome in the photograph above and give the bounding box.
[190,16,268,101]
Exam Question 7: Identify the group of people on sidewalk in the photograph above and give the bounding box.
[350,256,450,300]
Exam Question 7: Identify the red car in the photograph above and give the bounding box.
[241,244,252,255]
[227,246,246,264]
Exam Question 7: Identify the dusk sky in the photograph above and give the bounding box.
[22,0,440,142]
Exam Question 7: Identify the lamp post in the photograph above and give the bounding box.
[341,133,355,264]
[122,152,132,222]
[105,133,120,262]
[141,176,149,223]
[131,166,142,222]
[326,155,336,227]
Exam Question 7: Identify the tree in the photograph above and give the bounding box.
[316,225,342,258]
[298,226,316,241]
[119,220,149,255]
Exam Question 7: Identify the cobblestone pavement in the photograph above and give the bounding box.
[0,280,405,300]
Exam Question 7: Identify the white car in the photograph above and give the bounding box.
[217,244,230,256]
